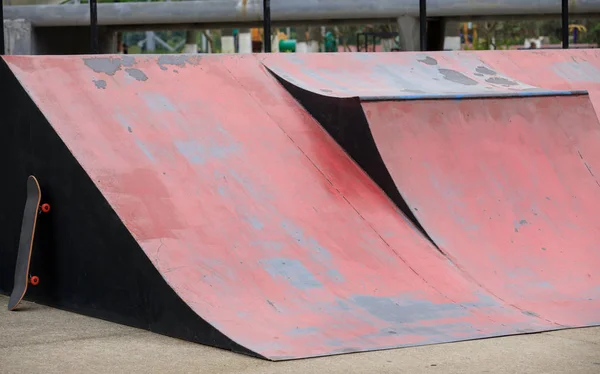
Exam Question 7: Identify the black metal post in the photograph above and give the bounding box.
[90,0,99,53]
[419,0,427,51]
[0,0,5,55]
[562,0,569,49]
[263,0,271,52]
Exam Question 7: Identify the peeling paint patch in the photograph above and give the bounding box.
[325,339,346,347]
[141,92,176,112]
[522,310,540,317]
[250,240,283,251]
[438,69,478,86]
[486,77,518,86]
[157,55,194,70]
[281,220,332,262]
[260,258,323,289]
[114,113,134,133]
[514,219,529,232]
[228,169,272,201]
[125,68,148,81]
[476,66,497,76]
[336,298,351,311]
[83,56,136,75]
[134,138,156,163]
[93,79,107,89]
[326,268,344,282]
[244,215,264,230]
[174,139,240,165]
[353,295,466,324]
[418,56,438,66]
[287,326,319,336]
[553,60,600,83]
[461,292,501,308]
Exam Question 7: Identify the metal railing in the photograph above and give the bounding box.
[0,0,576,55]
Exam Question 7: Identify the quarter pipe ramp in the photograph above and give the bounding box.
[266,51,600,331]
[0,54,558,360]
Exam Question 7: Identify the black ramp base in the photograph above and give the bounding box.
[271,72,430,240]
[0,59,257,358]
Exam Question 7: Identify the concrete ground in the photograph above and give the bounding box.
[1,295,599,374]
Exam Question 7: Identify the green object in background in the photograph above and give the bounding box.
[279,39,296,52]
[324,31,337,52]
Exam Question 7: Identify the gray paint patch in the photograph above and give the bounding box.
[287,326,319,336]
[134,138,156,163]
[260,258,323,289]
[174,139,240,165]
[244,215,264,230]
[553,60,600,83]
[403,89,427,94]
[325,339,346,347]
[157,55,191,70]
[281,220,333,263]
[250,240,283,251]
[336,298,351,311]
[418,56,438,66]
[83,56,136,76]
[125,68,148,81]
[141,92,176,112]
[461,291,501,308]
[326,268,344,282]
[522,310,540,317]
[228,170,271,201]
[352,294,466,324]
[438,69,478,86]
[474,73,484,77]
[476,66,497,75]
[514,219,529,232]
[114,113,134,132]
[486,77,518,86]
[93,79,107,89]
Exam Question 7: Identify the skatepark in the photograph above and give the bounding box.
[2,0,600,372]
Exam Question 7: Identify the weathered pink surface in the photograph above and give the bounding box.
[363,95,600,326]
[3,54,551,360]
[264,49,600,328]
[261,52,580,99]
[474,49,600,107]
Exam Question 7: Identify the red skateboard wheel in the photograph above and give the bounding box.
[30,276,40,286]
[41,203,50,213]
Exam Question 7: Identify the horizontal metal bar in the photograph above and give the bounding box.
[360,90,590,102]
[4,0,599,27]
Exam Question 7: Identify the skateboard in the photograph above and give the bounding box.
[8,175,50,311]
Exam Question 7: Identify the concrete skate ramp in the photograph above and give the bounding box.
[266,51,600,329]
[0,54,555,360]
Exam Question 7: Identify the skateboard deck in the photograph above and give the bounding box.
[8,175,50,311]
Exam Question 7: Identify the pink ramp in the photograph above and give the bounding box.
[265,51,600,329]
[0,54,553,360]
[363,95,600,326]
